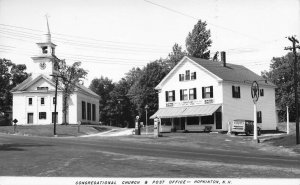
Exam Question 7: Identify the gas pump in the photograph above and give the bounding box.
[135,116,141,135]
[154,116,162,137]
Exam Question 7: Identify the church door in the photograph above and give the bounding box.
[27,113,33,124]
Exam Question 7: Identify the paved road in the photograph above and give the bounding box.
[0,133,299,177]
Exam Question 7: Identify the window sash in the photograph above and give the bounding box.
[39,112,46,119]
[28,98,32,105]
[185,70,190,80]
[41,98,45,105]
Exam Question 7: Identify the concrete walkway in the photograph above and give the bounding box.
[81,128,134,137]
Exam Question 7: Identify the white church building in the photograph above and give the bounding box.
[11,20,100,125]
[150,54,277,132]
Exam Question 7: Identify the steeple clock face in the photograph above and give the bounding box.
[39,62,46,70]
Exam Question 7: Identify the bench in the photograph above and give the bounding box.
[203,126,212,133]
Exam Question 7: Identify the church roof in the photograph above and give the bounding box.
[11,75,100,98]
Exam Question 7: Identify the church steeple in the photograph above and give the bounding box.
[44,15,51,43]
[31,16,58,78]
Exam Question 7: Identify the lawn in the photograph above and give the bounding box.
[266,122,300,153]
[0,124,111,137]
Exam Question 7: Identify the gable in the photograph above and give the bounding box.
[156,57,222,90]
[25,77,56,91]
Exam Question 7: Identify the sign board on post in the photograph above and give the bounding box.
[251,81,259,141]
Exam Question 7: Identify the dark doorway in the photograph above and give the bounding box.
[216,112,222,129]
[180,117,185,130]
[174,118,180,130]
[27,113,33,124]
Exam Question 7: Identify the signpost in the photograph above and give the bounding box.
[251,81,260,141]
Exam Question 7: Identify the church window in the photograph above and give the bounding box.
[28,98,32,105]
[87,103,91,121]
[39,112,46,119]
[41,97,45,105]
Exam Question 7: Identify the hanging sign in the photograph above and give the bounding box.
[251,81,260,103]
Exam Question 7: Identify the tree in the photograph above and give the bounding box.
[165,43,187,69]
[56,60,87,124]
[261,52,300,121]
[186,20,212,59]
[89,76,115,125]
[109,78,137,127]
[0,58,29,113]
[128,60,169,122]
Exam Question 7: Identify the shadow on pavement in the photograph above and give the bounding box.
[0,143,52,151]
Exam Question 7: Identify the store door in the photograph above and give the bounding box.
[180,117,185,130]
[216,112,222,129]
[27,113,33,124]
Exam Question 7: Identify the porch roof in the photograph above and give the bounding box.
[150,104,221,119]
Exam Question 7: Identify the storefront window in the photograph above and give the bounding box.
[201,115,214,125]
[187,117,199,125]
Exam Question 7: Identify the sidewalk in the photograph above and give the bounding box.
[81,128,134,137]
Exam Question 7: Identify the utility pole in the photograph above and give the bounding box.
[285,36,300,144]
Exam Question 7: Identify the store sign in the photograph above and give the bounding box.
[166,99,214,107]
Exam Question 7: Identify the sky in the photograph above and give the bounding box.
[0,0,299,86]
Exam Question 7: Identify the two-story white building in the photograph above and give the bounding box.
[11,20,100,125]
[150,54,277,132]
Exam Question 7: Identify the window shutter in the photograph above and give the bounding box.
[232,86,235,98]
[179,74,181,81]
[202,87,205,99]
[194,88,197,99]
[180,90,183,101]
[172,90,175,101]
[210,86,213,98]
[194,72,196,79]
[165,91,168,102]
[238,86,241,98]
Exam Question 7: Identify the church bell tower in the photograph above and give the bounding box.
[31,16,58,78]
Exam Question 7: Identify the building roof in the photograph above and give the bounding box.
[76,83,100,98]
[187,56,276,87]
[11,75,100,98]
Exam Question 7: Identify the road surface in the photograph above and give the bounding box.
[0,133,299,177]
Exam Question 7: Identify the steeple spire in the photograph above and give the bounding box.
[44,14,51,43]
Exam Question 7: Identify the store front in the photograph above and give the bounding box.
[151,104,222,132]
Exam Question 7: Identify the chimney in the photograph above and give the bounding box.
[221,51,226,67]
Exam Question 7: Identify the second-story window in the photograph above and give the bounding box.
[189,88,197,100]
[232,86,241,98]
[202,86,213,99]
[185,70,190,81]
[179,74,184,81]
[180,89,188,101]
[41,97,45,105]
[165,91,175,102]
[28,98,32,105]
[191,72,196,80]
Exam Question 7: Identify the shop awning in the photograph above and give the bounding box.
[150,104,221,119]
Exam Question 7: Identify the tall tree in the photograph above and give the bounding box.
[128,60,169,122]
[89,76,115,125]
[109,78,137,127]
[186,20,212,59]
[261,52,300,121]
[165,43,187,69]
[56,60,87,124]
[0,58,29,113]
